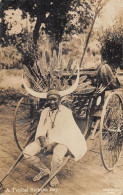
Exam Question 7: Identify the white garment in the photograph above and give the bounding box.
[35,105,87,161]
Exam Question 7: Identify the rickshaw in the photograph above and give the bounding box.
[13,68,123,172]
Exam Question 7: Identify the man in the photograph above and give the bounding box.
[86,61,120,115]
[23,73,87,187]
[88,61,120,94]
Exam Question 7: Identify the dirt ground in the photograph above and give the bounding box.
[0,98,123,195]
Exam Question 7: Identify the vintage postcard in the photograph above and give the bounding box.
[0,0,123,195]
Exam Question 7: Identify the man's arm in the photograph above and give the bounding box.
[38,136,57,154]
[35,108,48,140]
[38,136,47,148]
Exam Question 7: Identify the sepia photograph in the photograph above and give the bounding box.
[0,0,123,195]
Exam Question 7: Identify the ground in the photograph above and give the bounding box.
[0,96,123,195]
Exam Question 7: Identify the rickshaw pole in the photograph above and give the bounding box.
[80,11,97,68]
[0,130,36,186]
[80,0,110,68]
[0,152,23,187]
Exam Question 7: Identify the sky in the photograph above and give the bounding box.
[94,0,122,31]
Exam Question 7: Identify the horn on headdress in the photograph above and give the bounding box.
[22,66,79,99]
[22,75,47,99]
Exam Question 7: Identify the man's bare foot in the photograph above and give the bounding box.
[50,176,59,187]
[33,168,50,182]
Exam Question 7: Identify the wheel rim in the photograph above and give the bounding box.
[100,92,123,171]
[13,97,38,151]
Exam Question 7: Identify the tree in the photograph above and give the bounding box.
[1,0,95,45]
[1,0,101,70]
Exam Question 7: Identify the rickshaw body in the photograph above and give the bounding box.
[13,69,123,171]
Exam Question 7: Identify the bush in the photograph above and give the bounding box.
[0,46,22,69]
[100,27,123,70]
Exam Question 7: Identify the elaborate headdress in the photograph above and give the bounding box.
[22,44,80,99]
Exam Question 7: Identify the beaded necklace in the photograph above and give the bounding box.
[49,109,59,128]
[43,108,59,128]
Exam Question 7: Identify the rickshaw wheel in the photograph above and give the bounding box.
[100,92,123,171]
[13,96,38,151]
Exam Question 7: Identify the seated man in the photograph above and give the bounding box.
[88,61,120,94]
[23,89,87,187]
[85,62,120,115]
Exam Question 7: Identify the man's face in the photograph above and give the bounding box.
[47,95,60,110]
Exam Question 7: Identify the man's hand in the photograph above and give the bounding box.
[95,84,106,95]
[37,136,47,148]
[43,143,57,155]
[36,137,57,154]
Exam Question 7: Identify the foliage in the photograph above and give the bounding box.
[100,27,123,69]
[65,0,93,36]
[0,45,22,68]
[1,0,96,45]
[0,87,22,102]
[0,0,109,71]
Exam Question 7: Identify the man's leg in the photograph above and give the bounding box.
[50,144,68,187]
[23,141,50,181]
